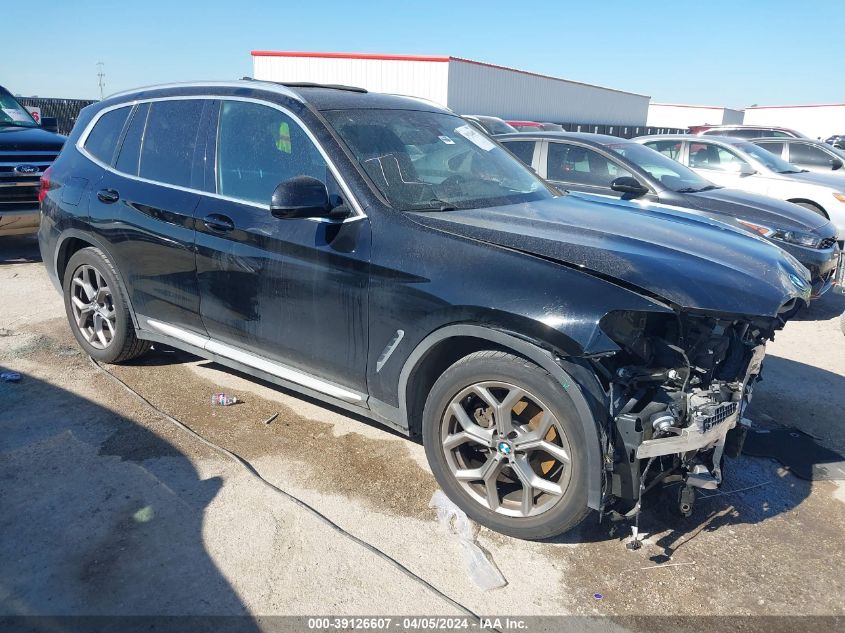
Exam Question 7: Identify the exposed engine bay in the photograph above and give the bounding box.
[596,309,781,524]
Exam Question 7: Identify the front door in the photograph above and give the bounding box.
[194,98,371,393]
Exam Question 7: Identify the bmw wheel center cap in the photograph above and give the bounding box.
[497,440,513,456]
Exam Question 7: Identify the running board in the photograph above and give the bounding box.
[139,317,364,403]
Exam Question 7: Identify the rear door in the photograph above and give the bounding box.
[87,98,210,333]
[194,98,371,393]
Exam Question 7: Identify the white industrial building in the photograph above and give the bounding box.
[251,51,650,126]
[646,102,744,130]
[743,103,845,140]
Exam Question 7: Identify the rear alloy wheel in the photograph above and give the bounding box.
[423,351,590,540]
[63,247,150,363]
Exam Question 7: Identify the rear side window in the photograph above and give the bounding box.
[216,100,328,204]
[502,140,536,167]
[115,103,150,176]
[84,107,131,165]
[139,100,204,188]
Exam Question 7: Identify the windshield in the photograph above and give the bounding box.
[734,141,802,173]
[607,142,718,193]
[323,109,555,211]
[0,89,38,128]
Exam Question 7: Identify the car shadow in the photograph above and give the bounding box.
[0,368,260,629]
[0,235,41,264]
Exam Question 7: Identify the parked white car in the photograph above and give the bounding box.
[636,135,845,237]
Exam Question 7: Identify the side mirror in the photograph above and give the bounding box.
[610,176,649,197]
[831,158,843,171]
[41,117,59,134]
[737,162,756,176]
[271,176,332,219]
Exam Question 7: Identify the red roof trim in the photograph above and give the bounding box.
[250,51,450,62]
[746,103,845,110]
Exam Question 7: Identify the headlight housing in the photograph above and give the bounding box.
[737,220,822,248]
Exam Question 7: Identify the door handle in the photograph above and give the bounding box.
[96,188,120,204]
[202,213,235,232]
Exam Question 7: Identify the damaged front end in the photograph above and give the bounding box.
[595,307,787,523]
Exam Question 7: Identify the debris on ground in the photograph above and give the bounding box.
[262,412,279,425]
[1,371,21,383]
[429,490,507,591]
[211,393,239,406]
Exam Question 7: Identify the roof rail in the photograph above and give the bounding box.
[241,77,367,93]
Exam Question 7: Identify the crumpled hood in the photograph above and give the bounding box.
[409,195,811,318]
[0,125,65,151]
[685,187,831,232]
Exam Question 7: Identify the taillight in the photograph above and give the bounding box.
[38,166,53,205]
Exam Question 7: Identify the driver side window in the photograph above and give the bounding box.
[688,143,747,172]
[546,143,631,187]
[216,101,328,204]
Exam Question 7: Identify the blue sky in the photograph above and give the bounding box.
[3,0,841,107]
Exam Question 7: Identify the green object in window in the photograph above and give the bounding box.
[277,121,291,153]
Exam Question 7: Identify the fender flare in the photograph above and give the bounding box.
[54,229,141,330]
[398,324,604,510]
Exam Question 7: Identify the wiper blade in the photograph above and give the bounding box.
[0,122,37,128]
[406,200,458,212]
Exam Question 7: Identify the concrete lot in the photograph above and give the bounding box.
[1,234,844,628]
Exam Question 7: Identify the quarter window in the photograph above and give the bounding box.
[501,140,536,167]
[546,143,631,186]
[138,100,204,188]
[216,101,328,204]
[789,143,834,167]
[688,143,747,171]
[84,107,131,165]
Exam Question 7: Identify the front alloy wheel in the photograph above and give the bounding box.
[423,351,590,540]
[441,381,573,518]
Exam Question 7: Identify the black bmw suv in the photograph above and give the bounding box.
[40,80,811,540]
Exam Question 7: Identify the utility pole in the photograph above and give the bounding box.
[97,62,105,100]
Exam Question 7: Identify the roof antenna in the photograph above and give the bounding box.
[97,61,106,100]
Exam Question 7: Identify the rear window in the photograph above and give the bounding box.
[84,107,131,165]
[138,100,204,188]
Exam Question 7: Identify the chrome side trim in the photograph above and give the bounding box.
[142,318,364,403]
[376,329,405,373]
[76,95,366,224]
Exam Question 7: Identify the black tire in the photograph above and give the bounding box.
[62,247,150,363]
[422,350,591,540]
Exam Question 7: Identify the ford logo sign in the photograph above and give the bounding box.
[14,164,40,174]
